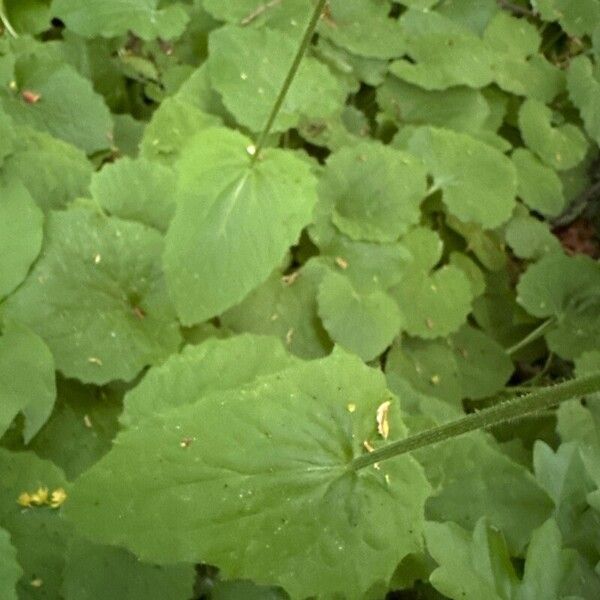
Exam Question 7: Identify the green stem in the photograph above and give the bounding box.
[505,317,555,356]
[351,372,600,471]
[251,0,327,163]
[0,6,18,38]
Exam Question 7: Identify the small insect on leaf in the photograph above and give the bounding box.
[30,487,49,506]
[17,492,33,508]
[21,90,42,104]
[49,488,68,508]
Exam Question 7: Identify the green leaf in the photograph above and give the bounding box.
[1,55,113,153]
[62,538,195,600]
[163,127,318,324]
[66,351,430,600]
[318,0,406,59]
[207,25,345,133]
[511,148,565,216]
[201,0,306,32]
[567,55,600,146]
[319,141,426,243]
[377,76,491,133]
[386,325,513,405]
[0,449,71,600]
[2,126,93,212]
[121,334,300,427]
[4,206,182,384]
[139,97,221,165]
[211,580,287,600]
[532,0,600,36]
[0,107,16,163]
[518,98,588,171]
[517,252,600,359]
[51,0,189,40]
[504,214,561,260]
[0,178,43,298]
[390,228,474,339]
[221,261,333,360]
[90,157,176,232]
[0,321,56,443]
[2,0,51,35]
[391,9,495,90]
[407,127,517,228]
[483,12,564,102]
[317,269,402,361]
[3,378,122,480]
[0,527,22,600]
[426,518,595,600]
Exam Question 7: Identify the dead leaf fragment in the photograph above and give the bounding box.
[376,401,391,440]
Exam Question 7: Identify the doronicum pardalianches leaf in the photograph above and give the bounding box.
[121,334,301,427]
[207,25,345,133]
[532,0,600,36]
[511,148,565,217]
[163,127,318,325]
[90,157,176,232]
[0,178,43,299]
[390,228,474,339]
[1,55,113,154]
[391,9,495,90]
[221,260,333,359]
[0,449,71,600]
[65,350,431,600]
[518,98,589,171]
[51,0,189,40]
[3,206,182,384]
[0,321,56,444]
[517,252,600,359]
[62,538,196,600]
[2,126,93,213]
[567,55,600,147]
[0,528,21,600]
[319,141,426,243]
[317,269,402,361]
[386,324,513,405]
[318,0,406,60]
[407,126,517,229]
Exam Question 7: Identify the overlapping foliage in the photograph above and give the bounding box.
[1,0,600,598]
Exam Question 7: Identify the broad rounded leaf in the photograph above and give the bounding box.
[163,127,318,324]
[318,270,402,361]
[51,0,189,40]
[532,0,600,36]
[66,351,430,600]
[0,178,43,298]
[407,127,517,228]
[567,55,600,146]
[4,206,182,384]
[390,228,474,339]
[519,98,588,171]
[2,56,113,153]
[0,528,21,600]
[0,321,56,443]
[318,0,406,59]
[320,142,426,243]
[208,26,345,133]
[511,148,564,216]
[121,334,300,427]
[517,252,600,359]
[505,215,561,260]
[90,157,176,232]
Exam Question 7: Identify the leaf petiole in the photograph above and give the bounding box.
[351,371,600,470]
[505,317,555,356]
[251,0,327,163]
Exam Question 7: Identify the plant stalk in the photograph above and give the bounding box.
[351,372,600,471]
[0,6,18,38]
[505,317,555,356]
[251,0,327,163]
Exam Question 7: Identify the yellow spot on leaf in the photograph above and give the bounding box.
[17,492,32,508]
[335,256,349,270]
[363,440,375,453]
[346,403,356,413]
[49,488,67,509]
[30,487,49,506]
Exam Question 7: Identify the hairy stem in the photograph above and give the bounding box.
[505,317,555,356]
[351,372,600,471]
[251,0,327,163]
